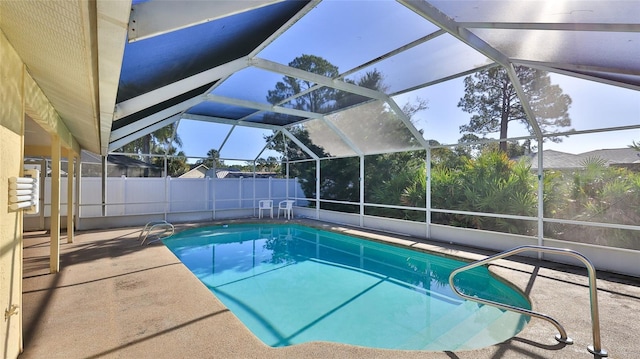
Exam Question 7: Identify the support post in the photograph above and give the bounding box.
[425,148,431,238]
[315,159,320,219]
[359,155,364,227]
[102,155,107,216]
[66,154,74,243]
[537,141,544,259]
[50,135,61,273]
[38,158,46,229]
[75,153,81,229]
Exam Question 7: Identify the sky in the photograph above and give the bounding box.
[171,0,639,162]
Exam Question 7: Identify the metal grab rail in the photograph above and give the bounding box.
[139,220,174,245]
[448,245,608,358]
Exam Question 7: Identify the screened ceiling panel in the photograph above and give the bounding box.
[186,102,258,120]
[280,87,371,115]
[175,119,233,158]
[257,0,440,72]
[210,67,291,104]
[297,119,356,158]
[533,73,640,133]
[283,135,313,161]
[344,33,493,95]
[325,100,423,155]
[472,29,640,79]
[244,112,309,126]
[112,81,216,131]
[570,70,640,91]
[220,126,275,160]
[429,0,640,24]
[117,0,310,103]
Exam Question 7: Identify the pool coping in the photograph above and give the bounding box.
[20,218,640,358]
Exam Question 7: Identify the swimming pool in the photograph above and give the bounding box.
[163,223,530,351]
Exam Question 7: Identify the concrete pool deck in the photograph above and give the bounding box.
[20,219,640,358]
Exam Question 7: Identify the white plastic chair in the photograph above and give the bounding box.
[277,200,294,220]
[258,200,273,218]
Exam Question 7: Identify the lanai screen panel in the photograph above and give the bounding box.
[473,29,640,75]
[211,67,297,105]
[325,100,422,155]
[258,0,439,72]
[174,119,233,158]
[186,102,258,120]
[344,34,492,95]
[531,73,640,134]
[282,134,314,161]
[279,87,371,115]
[294,119,356,158]
[429,0,640,24]
[220,126,275,160]
[244,112,309,126]
[428,0,640,88]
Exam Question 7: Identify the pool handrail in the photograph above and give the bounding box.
[139,220,174,245]
[448,245,608,358]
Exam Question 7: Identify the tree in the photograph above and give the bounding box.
[150,146,190,177]
[116,122,185,176]
[118,123,182,159]
[196,148,224,169]
[266,54,340,113]
[254,156,281,173]
[458,66,572,152]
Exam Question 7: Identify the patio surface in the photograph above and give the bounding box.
[20,219,640,358]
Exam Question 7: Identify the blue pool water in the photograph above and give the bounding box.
[163,224,530,351]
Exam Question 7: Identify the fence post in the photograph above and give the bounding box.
[239,177,243,209]
[121,175,126,216]
[204,177,208,212]
[210,176,216,220]
[253,164,257,217]
[165,176,171,221]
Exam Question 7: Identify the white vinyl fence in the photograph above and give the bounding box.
[36,176,306,218]
[81,176,305,217]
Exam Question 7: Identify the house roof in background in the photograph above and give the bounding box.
[81,150,161,169]
[525,148,640,169]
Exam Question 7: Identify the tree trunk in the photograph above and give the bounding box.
[500,85,510,152]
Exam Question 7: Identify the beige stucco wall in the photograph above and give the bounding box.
[1,23,84,356]
[0,31,25,359]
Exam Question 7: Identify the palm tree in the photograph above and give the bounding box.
[118,123,182,161]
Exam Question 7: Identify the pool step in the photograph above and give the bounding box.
[421,304,505,351]
[397,300,479,350]
[456,310,528,350]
